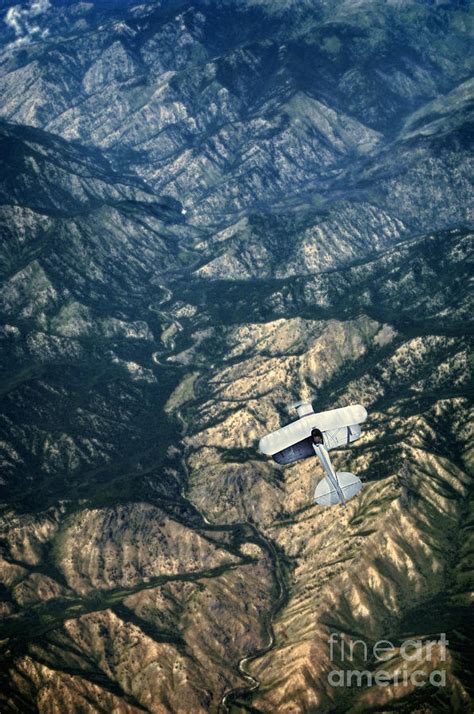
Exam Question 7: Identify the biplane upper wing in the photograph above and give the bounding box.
[259,405,367,456]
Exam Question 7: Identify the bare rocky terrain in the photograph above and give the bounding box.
[0,1,472,712]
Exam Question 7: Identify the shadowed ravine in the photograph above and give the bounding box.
[220,535,288,714]
[165,296,291,714]
[0,1,472,711]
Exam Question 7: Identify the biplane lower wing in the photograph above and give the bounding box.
[272,436,314,465]
[260,405,367,457]
[272,424,362,465]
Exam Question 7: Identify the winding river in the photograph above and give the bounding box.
[150,282,289,713]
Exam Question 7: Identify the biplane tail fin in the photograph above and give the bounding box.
[314,472,362,506]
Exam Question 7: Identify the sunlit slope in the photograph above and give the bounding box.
[0,0,472,711]
[170,226,473,711]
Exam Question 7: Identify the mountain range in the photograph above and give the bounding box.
[0,1,472,712]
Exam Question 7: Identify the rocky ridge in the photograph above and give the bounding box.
[0,1,472,712]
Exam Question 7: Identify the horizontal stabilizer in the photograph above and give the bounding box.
[314,472,363,506]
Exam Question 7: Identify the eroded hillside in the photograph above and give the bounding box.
[0,0,472,712]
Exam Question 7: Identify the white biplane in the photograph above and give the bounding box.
[259,401,367,507]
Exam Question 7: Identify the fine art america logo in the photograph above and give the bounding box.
[328,633,448,688]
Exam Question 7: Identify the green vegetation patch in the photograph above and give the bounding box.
[164,372,199,414]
